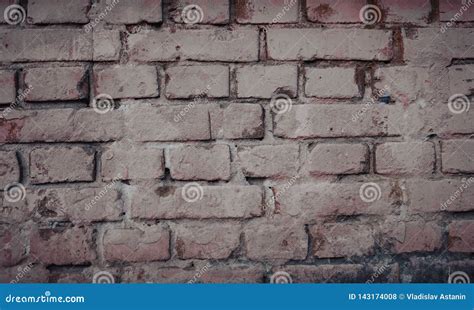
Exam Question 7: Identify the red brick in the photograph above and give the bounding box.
[305,67,361,98]
[165,65,229,98]
[171,0,229,24]
[306,0,365,23]
[267,28,392,61]
[169,144,231,181]
[381,220,443,254]
[210,104,264,139]
[236,65,297,98]
[306,143,369,175]
[244,218,308,261]
[440,0,474,22]
[30,227,95,265]
[131,184,262,219]
[0,70,15,104]
[24,66,88,101]
[442,140,474,173]
[27,187,123,222]
[104,226,170,262]
[0,151,20,188]
[97,0,162,24]
[237,145,299,178]
[27,0,89,24]
[124,105,211,142]
[407,178,474,213]
[273,104,401,138]
[0,29,92,62]
[175,222,240,259]
[29,146,95,184]
[449,220,474,253]
[0,108,124,143]
[380,0,431,24]
[93,29,121,61]
[128,28,259,62]
[403,28,474,66]
[101,142,165,181]
[0,224,27,267]
[94,65,158,99]
[310,222,375,258]
[375,142,435,175]
[275,182,399,218]
[236,0,298,23]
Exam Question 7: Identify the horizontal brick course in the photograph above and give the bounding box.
[267,28,392,60]
[29,146,95,184]
[24,66,88,101]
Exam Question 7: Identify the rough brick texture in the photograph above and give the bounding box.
[1,0,473,284]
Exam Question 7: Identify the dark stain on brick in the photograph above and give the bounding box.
[155,186,175,197]
[311,4,335,19]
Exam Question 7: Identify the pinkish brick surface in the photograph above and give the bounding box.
[0,0,473,284]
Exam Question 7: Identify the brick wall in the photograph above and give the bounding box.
[1,0,473,284]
